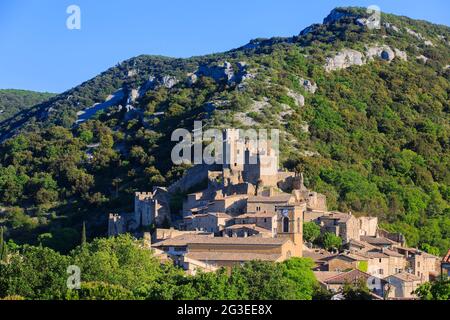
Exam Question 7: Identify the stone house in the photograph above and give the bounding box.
[222,224,271,238]
[384,272,422,299]
[314,269,386,298]
[318,212,360,243]
[363,248,406,278]
[394,247,440,281]
[322,253,368,272]
[182,212,231,234]
[232,212,277,236]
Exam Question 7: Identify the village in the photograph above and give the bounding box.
[108,129,450,300]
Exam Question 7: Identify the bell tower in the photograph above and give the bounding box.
[275,204,305,257]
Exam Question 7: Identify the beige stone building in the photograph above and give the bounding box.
[394,246,440,281]
[384,272,422,299]
[182,212,232,234]
[314,269,386,298]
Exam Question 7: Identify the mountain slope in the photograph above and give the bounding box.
[0,7,449,255]
[0,89,55,123]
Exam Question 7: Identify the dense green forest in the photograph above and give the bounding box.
[0,89,55,123]
[0,7,449,257]
[0,234,321,300]
[0,234,447,300]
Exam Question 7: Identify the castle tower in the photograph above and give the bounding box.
[275,204,305,257]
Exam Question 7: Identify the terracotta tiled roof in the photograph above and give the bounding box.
[188,236,289,246]
[348,239,377,251]
[303,249,334,262]
[387,272,421,282]
[323,269,372,284]
[186,252,282,262]
[224,224,271,233]
[313,271,343,282]
[247,194,293,203]
[152,234,214,247]
[319,212,353,223]
[237,212,277,218]
[360,236,397,245]
[324,252,368,262]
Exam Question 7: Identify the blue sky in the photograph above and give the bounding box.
[0,0,448,93]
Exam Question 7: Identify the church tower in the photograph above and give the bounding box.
[275,203,305,257]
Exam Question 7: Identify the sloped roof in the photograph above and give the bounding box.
[186,252,282,262]
[323,269,372,284]
[224,224,271,233]
[188,236,289,246]
[153,234,214,247]
[247,194,293,203]
[360,236,396,245]
[236,212,277,218]
[387,272,421,282]
[313,271,343,282]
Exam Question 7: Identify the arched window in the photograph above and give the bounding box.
[283,217,289,233]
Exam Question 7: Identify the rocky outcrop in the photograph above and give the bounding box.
[323,8,356,24]
[191,61,255,87]
[287,90,305,107]
[325,49,365,72]
[406,28,424,40]
[383,22,399,32]
[394,49,408,61]
[299,78,318,94]
[326,45,407,71]
[140,74,179,94]
[416,55,429,63]
[366,45,396,62]
[405,27,434,46]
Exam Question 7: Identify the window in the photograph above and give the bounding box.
[379,269,384,275]
[283,217,289,233]
[379,258,382,263]
[417,262,420,268]
[264,218,267,223]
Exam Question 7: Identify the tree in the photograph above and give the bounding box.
[342,279,373,300]
[281,258,317,300]
[0,245,69,299]
[71,235,162,294]
[229,260,297,300]
[66,282,135,300]
[414,278,450,300]
[0,227,8,262]
[319,232,342,251]
[81,222,87,247]
[303,222,321,243]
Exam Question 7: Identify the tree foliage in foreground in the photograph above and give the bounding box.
[0,235,320,300]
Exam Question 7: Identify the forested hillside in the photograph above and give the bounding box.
[0,89,55,122]
[0,7,448,255]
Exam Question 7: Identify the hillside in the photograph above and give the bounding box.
[0,89,55,123]
[0,7,449,255]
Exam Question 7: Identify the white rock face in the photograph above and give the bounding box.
[299,78,318,94]
[325,49,365,72]
[384,22,399,32]
[366,45,396,62]
[186,73,198,85]
[416,55,429,63]
[287,90,305,107]
[323,9,354,24]
[406,28,424,40]
[423,40,434,47]
[325,45,408,71]
[394,49,408,61]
